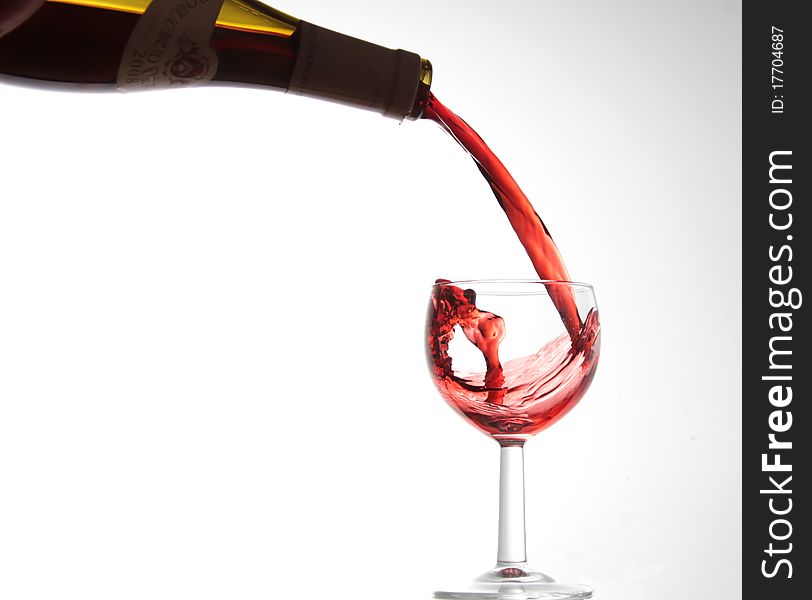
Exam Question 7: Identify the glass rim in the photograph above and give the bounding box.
[433,278,594,292]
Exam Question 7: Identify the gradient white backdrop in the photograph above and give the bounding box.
[0,1,741,599]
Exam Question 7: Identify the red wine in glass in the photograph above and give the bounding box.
[425,279,600,599]
[420,95,600,599]
[427,280,600,442]
[421,94,600,442]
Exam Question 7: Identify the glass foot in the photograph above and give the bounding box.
[434,565,592,600]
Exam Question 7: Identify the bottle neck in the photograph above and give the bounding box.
[287,21,432,121]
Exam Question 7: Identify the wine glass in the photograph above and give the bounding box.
[426,279,601,599]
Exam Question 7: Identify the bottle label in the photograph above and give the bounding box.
[117,0,225,91]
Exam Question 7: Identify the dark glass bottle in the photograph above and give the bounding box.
[0,0,433,119]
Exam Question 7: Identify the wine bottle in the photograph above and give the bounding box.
[0,0,433,119]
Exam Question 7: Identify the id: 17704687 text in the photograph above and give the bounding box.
[770,26,784,114]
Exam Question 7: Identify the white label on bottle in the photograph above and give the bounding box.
[117,0,225,91]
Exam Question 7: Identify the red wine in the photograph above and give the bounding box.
[422,94,581,338]
[428,281,600,440]
[422,95,600,440]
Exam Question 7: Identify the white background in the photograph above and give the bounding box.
[0,1,741,599]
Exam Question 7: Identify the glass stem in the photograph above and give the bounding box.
[497,442,527,565]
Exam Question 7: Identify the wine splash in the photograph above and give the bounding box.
[422,95,600,439]
[427,281,599,439]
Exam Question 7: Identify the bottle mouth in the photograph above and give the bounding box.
[419,57,434,87]
[407,57,433,120]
